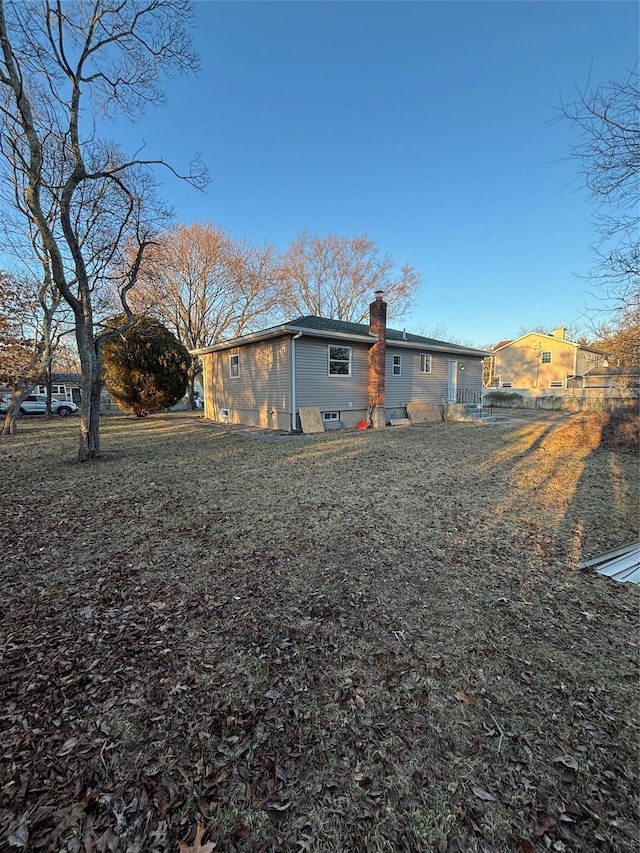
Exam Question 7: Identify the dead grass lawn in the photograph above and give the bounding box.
[0,409,638,852]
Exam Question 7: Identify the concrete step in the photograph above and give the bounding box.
[448,403,496,423]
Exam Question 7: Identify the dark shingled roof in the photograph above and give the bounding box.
[51,373,81,383]
[289,316,483,352]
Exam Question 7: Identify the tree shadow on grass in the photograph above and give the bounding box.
[551,411,639,570]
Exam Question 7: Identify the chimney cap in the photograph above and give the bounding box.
[374,289,384,299]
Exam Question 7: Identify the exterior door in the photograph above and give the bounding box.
[448,360,458,403]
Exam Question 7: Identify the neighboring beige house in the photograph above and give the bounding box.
[488,328,609,393]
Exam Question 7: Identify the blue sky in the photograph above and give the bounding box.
[116,1,637,346]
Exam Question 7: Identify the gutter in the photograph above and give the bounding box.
[291,332,302,432]
[191,323,490,360]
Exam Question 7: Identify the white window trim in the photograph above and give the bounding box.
[322,411,340,422]
[229,353,240,378]
[392,354,402,376]
[419,353,432,374]
[328,345,352,377]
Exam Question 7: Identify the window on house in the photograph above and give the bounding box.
[541,351,552,364]
[419,353,432,374]
[37,384,65,395]
[322,411,340,422]
[392,355,401,376]
[501,382,513,388]
[328,345,351,376]
[229,353,240,378]
[549,381,564,388]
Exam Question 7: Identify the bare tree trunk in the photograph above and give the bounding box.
[1,385,30,436]
[2,408,18,436]
[187,367,195,409]
[77,326,103,462]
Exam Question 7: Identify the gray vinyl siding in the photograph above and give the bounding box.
[203,337,291,428]
[201,334,485,429]
[295,338,370,410]
[386,349,457,404]
[456,359,484,397]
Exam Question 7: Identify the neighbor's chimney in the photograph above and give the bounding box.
[368,290,387,428]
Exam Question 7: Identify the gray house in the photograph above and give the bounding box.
[194,293,489,431]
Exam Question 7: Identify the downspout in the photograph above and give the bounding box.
[291,332,302,432]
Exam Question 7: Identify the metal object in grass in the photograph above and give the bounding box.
[580,542,640,585]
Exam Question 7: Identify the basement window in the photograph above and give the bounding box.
[392,355,402,376]
[229,353,239,378]
[328,345,351,376]
[501,382,513,388]
[419,353,432,374]
[549,381,564,388]
[541,351,552,364]
[322,411,340,422]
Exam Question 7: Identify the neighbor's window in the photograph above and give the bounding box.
[37,384,65,395]
[322,411,340,422]
[419,353,432,374]
[229,353,240,378]
[328,345,351,376]
[541,351,552,364]
[392,355,402,376]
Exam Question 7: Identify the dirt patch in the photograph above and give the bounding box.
[0,412,638,852]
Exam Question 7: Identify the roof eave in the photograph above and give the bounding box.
[192,321,490,358]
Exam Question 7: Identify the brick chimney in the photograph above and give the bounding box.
[368,290,387,428]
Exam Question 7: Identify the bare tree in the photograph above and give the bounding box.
[592,282,640,365]
[557,67,639,310]
[0,0,206,460]
[279,231,421,323]
[0,268,65,435]
[130,222,283,407]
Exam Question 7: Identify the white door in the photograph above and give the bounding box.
[448,360,458,403]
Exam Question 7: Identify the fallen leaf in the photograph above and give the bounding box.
[178,824,216,853]
[437,832,448,852]
[264,688,281,701]
[57,737,78,756]
[471,786,497,801]
[511,835,536,853]
[551,754,579,771]
[355,693,365,710]
[534,814,556,836]
[585,798,607,819]
[266,801,292,811]
[7,824,29,848]
[455,690,477,704]
[94,828,119,852]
